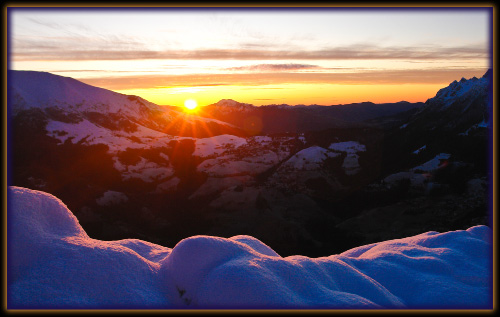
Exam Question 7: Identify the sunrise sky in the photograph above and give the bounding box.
[8,7,492,107]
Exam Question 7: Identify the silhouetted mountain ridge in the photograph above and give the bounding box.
[198,99,425,134]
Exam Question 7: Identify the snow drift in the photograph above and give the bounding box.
[7,187,492,309]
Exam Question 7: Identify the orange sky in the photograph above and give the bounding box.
[110,83,448,107]
[78,69,491,108]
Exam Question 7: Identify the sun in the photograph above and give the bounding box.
[184,99,198,111]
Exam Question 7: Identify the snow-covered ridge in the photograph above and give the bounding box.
[425,70,490,110]
[8,70,239,137]
[8,70,162,117]
[8,186,492,309]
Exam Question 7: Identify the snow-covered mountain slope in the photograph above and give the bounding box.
[398,69,491,135]
[8,70,245,184]
[8,70,161,116]
[425,70,491,111]
[194,136,291,178]
[7,186,492,309]
[381,69,491,176]
[8,70,242,138]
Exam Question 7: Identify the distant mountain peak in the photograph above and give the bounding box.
[206,99,256,114]
[403,70,490,134]
[214,99,255,107]
[424,70,490,110]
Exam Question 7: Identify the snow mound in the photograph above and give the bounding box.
[8,186,492,309]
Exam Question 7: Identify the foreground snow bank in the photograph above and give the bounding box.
[7,187,492,309]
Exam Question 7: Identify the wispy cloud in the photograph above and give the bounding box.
[77,68,489,91]
[27,17,92,34]
[12,44,487,61]
[48,69,162,73]
[228,63,320,72]
[12,31,149,60]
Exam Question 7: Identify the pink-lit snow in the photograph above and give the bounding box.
[7,187,492,309]
[46,119,178,153]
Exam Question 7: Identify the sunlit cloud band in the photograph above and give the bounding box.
[12,45,487,61]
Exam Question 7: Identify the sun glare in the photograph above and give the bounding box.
[184,99,198,111]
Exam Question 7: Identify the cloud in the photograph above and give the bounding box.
[12,44,488,61]
[28,17,92,33]
[12,30,149,60]
[48,69,159,73]
[77,68,489,91]
[228,63,320,72]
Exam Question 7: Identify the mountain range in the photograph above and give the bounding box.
[196,99,425,135]
[8,69,491,256]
